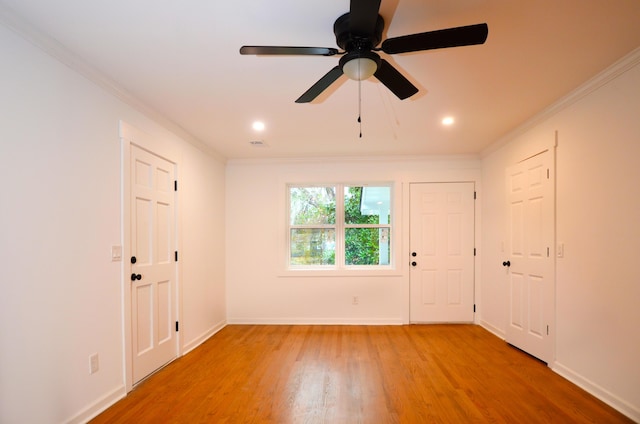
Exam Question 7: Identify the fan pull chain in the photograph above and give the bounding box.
[358,79,363,138]
[357,59,363,138]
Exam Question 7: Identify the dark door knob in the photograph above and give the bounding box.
[131,273,142,281]
[411,261,417,267]
[131,256,137,264]
[411,252,417,257]
[502,261,511,267]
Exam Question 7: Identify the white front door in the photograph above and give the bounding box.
[410,182,475,322]
[505,150,555,363]
[130,144,177,384]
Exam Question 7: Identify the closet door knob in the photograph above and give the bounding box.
[502,261,511,267]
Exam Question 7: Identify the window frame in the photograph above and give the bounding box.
[285,182,396,274]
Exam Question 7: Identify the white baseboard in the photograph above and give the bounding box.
[182,319,228,355]
[65,385,126,424]
[477,323,638,421]
[552,362,640,422]
[65,322,639,424]
[226,317,404,325]
[65,321,229,424]
[479,320,505,339]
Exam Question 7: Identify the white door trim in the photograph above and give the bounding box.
[119,121,183,391]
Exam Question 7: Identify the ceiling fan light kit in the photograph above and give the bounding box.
[240,0,488,103]
[341,52,380,81]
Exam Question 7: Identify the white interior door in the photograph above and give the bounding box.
[505,150,555,363]
[410,182,475,323]
[130,144,177,384]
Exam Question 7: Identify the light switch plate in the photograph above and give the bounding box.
[111,245,122,261]
[89,353,99,374]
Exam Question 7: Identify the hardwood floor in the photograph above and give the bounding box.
[91,325,632,423]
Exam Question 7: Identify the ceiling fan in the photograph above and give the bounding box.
[240,0,488,103]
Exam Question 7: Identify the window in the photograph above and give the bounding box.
[288,184,393,270]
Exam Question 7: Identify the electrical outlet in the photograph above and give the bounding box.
[352,296,359,305]
[89,353,99,374]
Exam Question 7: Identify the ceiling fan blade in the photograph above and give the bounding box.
[373,59,418,100]
[349,0,382,36]
[295,66,344,103]
[240,46,339,56]
[381,23,488,54]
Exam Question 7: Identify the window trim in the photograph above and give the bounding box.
[284,182,397,275]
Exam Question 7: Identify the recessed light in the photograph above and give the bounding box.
[442,116,455,126]
[252,121,265,131]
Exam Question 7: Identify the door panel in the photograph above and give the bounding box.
[505,150,554,363]
[157,280,172,342]
[510,274,524,329]
[410,182,475,322]
[131,145,177,384]
[135,284,153,353]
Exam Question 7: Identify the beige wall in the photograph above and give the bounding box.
[481,50,640,420]
[225,157,482,324]
[0,23,226,423]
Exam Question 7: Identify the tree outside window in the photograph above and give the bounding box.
[289,186,336,265]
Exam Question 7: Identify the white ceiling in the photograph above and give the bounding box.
[2,0,639,159]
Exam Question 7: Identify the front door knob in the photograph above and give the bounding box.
[502,260,511,267]
[131,273,142,281]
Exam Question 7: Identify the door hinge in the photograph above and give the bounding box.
[546,325,549,335]
[547,169,550,179]
[175,251,178,262]
[474,248,476,256]
[176,321,179,332]
[174,180,178,191]
[547,247,550,257]
[473,304,476,313]
[474,191,477,200]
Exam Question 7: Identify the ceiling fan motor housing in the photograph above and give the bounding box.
[333,12,385,52]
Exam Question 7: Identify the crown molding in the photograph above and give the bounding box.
[481,47,640,158]
[0,5,226,163]
[226,153,481,167]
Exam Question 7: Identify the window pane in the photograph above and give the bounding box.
[290,187,336,225]
[290,228,335,265]
[344,186,391,224]
[345,228,391,265]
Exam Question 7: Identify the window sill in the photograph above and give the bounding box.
[278,267,403,278]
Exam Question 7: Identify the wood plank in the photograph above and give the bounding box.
[91,325,633,423]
